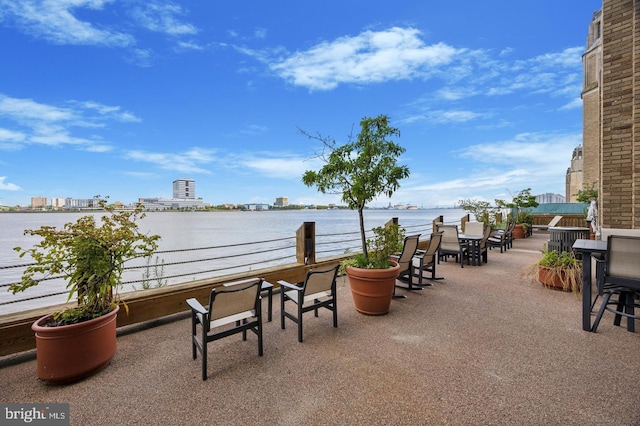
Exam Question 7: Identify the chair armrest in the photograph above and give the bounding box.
[277,280,303,291]
[186,298,207,315]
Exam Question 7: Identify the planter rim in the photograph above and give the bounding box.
[32,305,120,332]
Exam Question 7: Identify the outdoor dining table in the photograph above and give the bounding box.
[458,233,484,266]
[572,239,607,331]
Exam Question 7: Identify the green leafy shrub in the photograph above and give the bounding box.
[10,197,160,325]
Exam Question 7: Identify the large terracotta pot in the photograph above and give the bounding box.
[32,305,119,384]
[512,224,525,239]
[346,262,400,315]
[537,266,576,292]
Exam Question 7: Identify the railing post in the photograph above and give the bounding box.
[385,217,399,228]
[433,215,443,233]
[296,222,315,265]
[461,214,470,232]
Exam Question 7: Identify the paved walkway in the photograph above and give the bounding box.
[2,231,640,425]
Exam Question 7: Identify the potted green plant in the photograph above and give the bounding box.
[301,114,410,315]
[495,188,539,239]
[525,246,582,292]
[10,196,160,384]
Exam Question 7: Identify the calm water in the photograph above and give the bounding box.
[0,208,465,314]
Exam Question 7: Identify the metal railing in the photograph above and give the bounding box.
[0,216,461,314]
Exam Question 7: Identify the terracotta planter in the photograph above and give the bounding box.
[346,262,400,315]
[32,305,119,384]
[537,267,576,292]
[512,224,525,239]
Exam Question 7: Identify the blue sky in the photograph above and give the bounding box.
[0,0,602,208]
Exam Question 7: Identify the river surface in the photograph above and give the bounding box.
[0,208,465,314]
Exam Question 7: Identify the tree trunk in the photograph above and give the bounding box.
[358,206,368,260]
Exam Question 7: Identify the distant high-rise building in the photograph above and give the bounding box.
[51,198,65,209]
[31,197,47,208]
[139,178,208,210]
[274,196,289,207]
[173,178,195,199]
[536,193,566,204]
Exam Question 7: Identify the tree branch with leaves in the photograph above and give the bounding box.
[301,114,410,264]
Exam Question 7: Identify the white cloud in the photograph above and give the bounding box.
[240,154,321,180]
[0,94,138,151]
[0,0,134,46]
[175,40,205,51]
[126,48,157,67]
[460,131,581,168]
[267,27,463,91]
[0,128,27,143]
[0,176,22,191]
[529,47,584,69]
[0,94,74,122]
[131,2,198,36]
[70,101,142,123]
[392,131,581,207]
[125,148,216,174]
[254,28,267,39]
[560,98,583,111]
[428,110,484,124]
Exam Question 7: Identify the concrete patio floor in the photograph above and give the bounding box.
[2,231,639,426]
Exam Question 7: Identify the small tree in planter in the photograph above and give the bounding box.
[10,196,160,383]
[301,114,410,314]
[301,114,410,266]
[495,188,538,238]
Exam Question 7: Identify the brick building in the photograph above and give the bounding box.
[30,197,47,208]
[582,0,640,232]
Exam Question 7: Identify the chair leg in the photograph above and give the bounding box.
[591,291,614,332]
[624,292,635,332]
[297,300,303,343]
[429,263,444,281]
[201,326,208,381]
[257,322,264,356]
[332,298,338,328]
[280,291,286,330]
[241,320,247,341]
[392,285,407,299]
[410,265,427,288]
[613,292,626,327]
[191,313,198,360]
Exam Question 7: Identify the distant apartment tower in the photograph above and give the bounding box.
[65,198,99,209]
[274,196,289,207]
[31,197,47,208]
[536,193,566,204]
[565,146,583,202]
[173,178,195,199]
[51,197,65,209]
